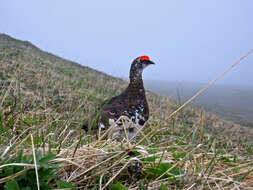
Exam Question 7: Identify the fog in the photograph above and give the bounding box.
[1,0,253,86]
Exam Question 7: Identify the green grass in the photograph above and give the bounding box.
[0,33,253,189]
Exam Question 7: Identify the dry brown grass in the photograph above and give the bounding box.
[0,34,253,189]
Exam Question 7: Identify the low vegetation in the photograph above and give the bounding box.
[0,34,252,189]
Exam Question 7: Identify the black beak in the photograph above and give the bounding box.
[149,60,155,65]
[144,60,155,65]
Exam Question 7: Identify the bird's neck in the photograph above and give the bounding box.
[125,69,145,97]
[129,74,144,88]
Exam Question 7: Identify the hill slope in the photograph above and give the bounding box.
[0,34,252,189]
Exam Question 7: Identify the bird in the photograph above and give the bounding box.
[83,56,155,140]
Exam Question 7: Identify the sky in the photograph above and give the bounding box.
[1,0,253,86]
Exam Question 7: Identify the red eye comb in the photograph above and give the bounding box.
[140,55,150,61]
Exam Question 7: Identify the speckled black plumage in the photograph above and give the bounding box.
[83,56,155,139]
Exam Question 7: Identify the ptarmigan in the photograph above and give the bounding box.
[83,56,155,139]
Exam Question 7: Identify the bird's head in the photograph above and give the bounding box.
[131,55,155,75]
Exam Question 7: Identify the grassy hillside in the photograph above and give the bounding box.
[0,34,252,189]
[145,80,253,128]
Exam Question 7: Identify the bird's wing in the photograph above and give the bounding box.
[82,94,149,130]
[101,95,147,121]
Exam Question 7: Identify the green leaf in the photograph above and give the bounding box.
[4,179,20,190]
[109,182,127,190]
[38,168,57,180]
[35,151,43,161]
[167,147,177,152]
[23,117,41,126]
[39,153,56,164]
[56,180,73,188]
[40,173,57,181]
[16,150,24,163]
[38,153,57,169]
[169,168,182,176]
[146,167,164,176]
[158,163,173,172]
[141,156,158,163]
[161,183,168,190]
[233,154,238,163]
[21,187,31,190]
[147,162,182,179]
[147,148,158,154]
[220,156,231,163]
[3,165,14,176]
[138,183,145,190]
[172,152,186,159]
